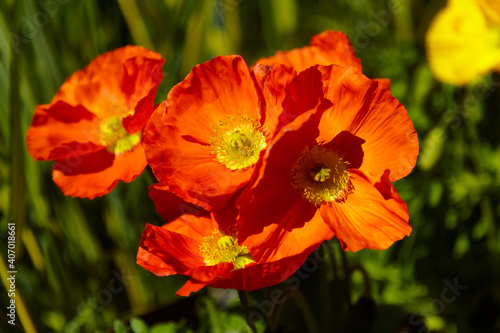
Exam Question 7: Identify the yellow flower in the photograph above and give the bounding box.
[475,0,500,26]
[426,0,500,85]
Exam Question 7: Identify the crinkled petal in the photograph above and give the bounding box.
[254,30,362,73]
[164,55,261,141]
[52,143,147,199]
[321,169,411,252]
[121,55,165,133]
[137,223,206,276]
[54,46,164,119]
[252,63,297,136]
[317,65,418,181]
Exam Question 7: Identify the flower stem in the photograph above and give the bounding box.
[237,289,257,333]
[339,242,352,310]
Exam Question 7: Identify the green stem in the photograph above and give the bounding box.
[289,289,319,333]
[348,263,372,298]
[325,240,338,278]
[339,242,352,310]
[238,289,257,333]
[10,1,37,332]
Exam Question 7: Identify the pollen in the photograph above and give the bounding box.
[291,144,353,206]
[199,230,255,270]
[210,114,267,170]
[99,116,141,155]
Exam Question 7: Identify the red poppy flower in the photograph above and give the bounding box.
[137,186,334,296]
[143,55,328,211]
[237,64,419,256]
[254,30,391,90]
[26,46,165,199]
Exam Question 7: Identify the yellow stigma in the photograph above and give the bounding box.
[210,114,267,170]
[291,145,353,206]
[199,230,254,270]
[99,116,141,154]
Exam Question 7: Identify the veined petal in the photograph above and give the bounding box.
[137,223,206,276]
[317,65,418,181]
[252,63,296,136]
[321,169,411,252]
[164,55,261,141]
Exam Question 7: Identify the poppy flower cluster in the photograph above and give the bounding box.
[27,31,418,296]
[426,0,500,85]
[138,31,418,295]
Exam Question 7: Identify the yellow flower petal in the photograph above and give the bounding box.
[475,0,500,26]
[426,0,500,85]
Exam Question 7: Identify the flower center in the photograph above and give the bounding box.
[199,230,254,270]
[210,115,267,170]
[99,116,141,155]
[291,145,353,206]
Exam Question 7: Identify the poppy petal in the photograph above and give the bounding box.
[148,183,208,224]
[321,169,411,252]
[137,223,206,276]
[209,238,329,291]
[252,63,296,136]
[164,55,261,141]
[52,143,147,199]
[176,279,209,297]
[26,102,101,161]
[317,65,418,181]
[254,30,362,73]
[121,55,165,133]
[54,46,164,118]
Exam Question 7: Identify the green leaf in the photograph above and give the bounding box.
[130,317,149,333]
[114,319,129,333]
[149,322,177,333]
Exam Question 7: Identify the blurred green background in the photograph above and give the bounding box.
[1,0,500,332]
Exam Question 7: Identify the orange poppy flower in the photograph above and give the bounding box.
[26,46,165,199]
[137,188,334,296]
[143,55,330,211]
[254,30,391,90]
[237,65,419,256]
